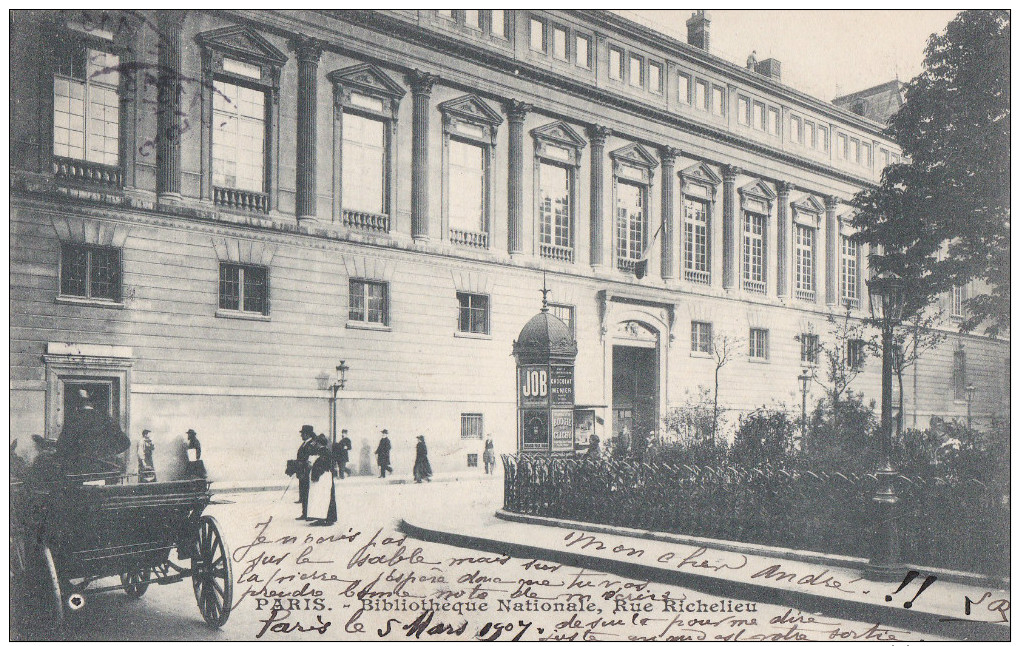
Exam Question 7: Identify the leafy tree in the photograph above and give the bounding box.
[851,10,1009,337]
[892,308,947,431]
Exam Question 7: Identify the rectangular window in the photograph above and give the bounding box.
[342,113,387,214]
[862,143,872,167]
[538,161,573,254]
[213,80,266,193]
[465,10,481,29]
[683,197,710,283]
[742,212,766,293]
[457,292,489,334]
[800,334,819,364]
[489,10,508,38]
[648,62,662,94]
[530,17,546,52]
[629,54,643,87]
[794,225,815,299]
[678,73,691,104]
[219,263,269,315]
[349,279,388,325]
[461,413,484,439]
[548,303,575,338]
[749,328,769,360]
[711,86,725,116]
[841,236,859,307]
[60,243,121,301]
[752,102,765,130]
[691,321,712,354]
[850,138,861,163]
[575,34,591,68]
[737,96,750,125]
[694,79,709,111]
[847,339,867,369]
[818,125,829,151]
[552,26,568,60]
[837,133,848,159]
[790,116,801,143]
[448,139,487,233]
[767,107,779,135]
[437,10,454,19]
[53,45,120,166]
[805,121,816,149]
[952,350,967,400]
[951,284,965,318]
[615,181,647,266]
[609,47,623,80]
[880,149,890,169]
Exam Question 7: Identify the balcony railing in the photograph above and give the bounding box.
[214,187,269,213]
[617,257,638,273]
[53,156,122,188]
[744,279,767,295]
[449,228,488,249]
[684,269,711,285]
[343,209,389,233]
[795,288,816,302]
[539,243,574,263]
[842,296,860,310]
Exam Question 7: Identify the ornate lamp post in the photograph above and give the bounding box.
[965,384,976,433]
[865,271,905,580]
[329,362,349,446]
[797,369,811,451]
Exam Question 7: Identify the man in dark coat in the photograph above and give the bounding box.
[375,429,392,478]
[333,429,352,479]
[295,425,316,519]
[308,434,337,526]
[184,429,207,479]
[54,389,130,476]
[413,435,432,483]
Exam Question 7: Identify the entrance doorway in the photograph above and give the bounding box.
[61,380,118,437]
[612,345,658,457]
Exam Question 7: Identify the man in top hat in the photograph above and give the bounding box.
[333,429,353,479]
[307,434,338,526]
[375,429,392,478]
[294,425,316,519]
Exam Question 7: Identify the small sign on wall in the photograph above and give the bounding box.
[519,366,549,406]
[549,365,574,406]
[550,409,574,452]
[522,410,549,450]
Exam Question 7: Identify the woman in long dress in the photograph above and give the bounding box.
[306,435,337,526]
[413,435,432,483]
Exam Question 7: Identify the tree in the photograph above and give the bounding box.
[892,308,947,432]
[710,333,737,442]
[851,11,1009,337]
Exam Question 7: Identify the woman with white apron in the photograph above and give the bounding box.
[306,434,337,526]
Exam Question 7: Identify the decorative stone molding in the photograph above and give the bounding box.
[210,237,277,267]
[340,254,395,283]
[609,142,658,184]
[51,214,131,247]
[791,194,824,227]
[532,121,587,166]
[450,269,493,295]
[738,179,777,215]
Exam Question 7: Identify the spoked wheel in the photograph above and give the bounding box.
[191,515,233,628]
[120,567,152,598]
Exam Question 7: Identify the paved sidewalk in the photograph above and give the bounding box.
[209,468,498,494]
[401,508,1010,641]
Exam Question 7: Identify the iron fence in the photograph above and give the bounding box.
[501,453,1009,577]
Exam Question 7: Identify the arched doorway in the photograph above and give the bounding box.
[609,319,661,457]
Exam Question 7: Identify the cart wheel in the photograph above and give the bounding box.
[191,515,233,628]
[41,544,65,625]
[120,567,151,598]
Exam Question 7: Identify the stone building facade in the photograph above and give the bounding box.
[10,10,1008,482]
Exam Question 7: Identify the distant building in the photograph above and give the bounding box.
[10,10,1007,482]
[833,80,906,125]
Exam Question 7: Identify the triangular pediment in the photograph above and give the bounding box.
[531,121,586,149]
[438,94,503,126]
[791,194,824,214]
[609,143,658,169]
[679,162,722,186]
[327,63,406,99]
[197,25,287,66]
[738,179,777,202]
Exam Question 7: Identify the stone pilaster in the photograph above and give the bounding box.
[409,70,438,240]
[586,125,611,267]
[291,36,323,224]
[721,164,740,290]
[504,100,531,255]
[776,181,792,298]
[156,11,186,202]
[659,146,680,280]
[825,195,841,305]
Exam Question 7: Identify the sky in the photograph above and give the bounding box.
[615,10,961,101]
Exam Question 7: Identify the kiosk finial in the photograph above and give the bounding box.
[540,272,550,311]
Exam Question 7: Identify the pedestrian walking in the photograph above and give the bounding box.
[413,435,432,483]
[184,429,207,479]
[307,434,337,526]
[333,429,352,479]
[138,429,156,482]
[293,425,316,520]
[375,429,392,478]
[482,435,496,475]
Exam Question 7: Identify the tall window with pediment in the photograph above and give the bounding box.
[439,95,502,249]
[840,235,860,308]
[739,182,775,295]
[679,164,719,286]
[532,121,585,263]
[329,63,405,233]
[794,225,815,300]
[611,144,658,274]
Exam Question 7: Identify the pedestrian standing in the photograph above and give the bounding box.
[333,429,352,479]
[482,435,496,475]
[184,429,206,479]
[294,425,316,520]
[375,429,392,478]
[413,435,433,483]
[138,429,156,482]
[307,434,337,526]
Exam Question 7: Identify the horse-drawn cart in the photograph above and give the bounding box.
[11,472,234,634]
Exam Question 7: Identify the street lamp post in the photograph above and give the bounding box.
[965,384,976,433]
[797,369,811,451]
[329,361,349,446]
[865,271,906,581]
